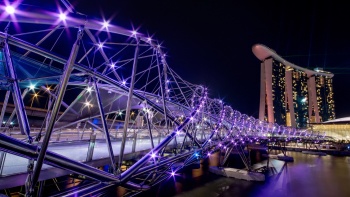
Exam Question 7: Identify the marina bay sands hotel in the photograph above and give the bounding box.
[252,44,335,128]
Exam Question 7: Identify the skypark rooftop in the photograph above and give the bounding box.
[252,44,334,78]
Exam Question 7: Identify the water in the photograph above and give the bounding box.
[131,151,350,197]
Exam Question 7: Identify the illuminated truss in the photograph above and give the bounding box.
[0,2,328,197]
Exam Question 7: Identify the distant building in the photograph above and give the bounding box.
[252,44,335,128]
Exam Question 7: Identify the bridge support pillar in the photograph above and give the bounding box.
[26,26,84,197]
[2,28,31,139]
[86,133,97,162]
[119,36,140,173]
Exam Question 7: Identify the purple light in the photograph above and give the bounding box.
[110,63,115,68]
[59,13,66,21]
[207,153,211,156]
[5,5,15,14]
[132,30,138,35]
[122,81,126,85]
[151,153,156,158]
[98,43,103,48]
[171,172,175,176]
[103,21,109,28]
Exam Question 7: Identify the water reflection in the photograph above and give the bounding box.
[174,151,350,197]
[112,151,350,197]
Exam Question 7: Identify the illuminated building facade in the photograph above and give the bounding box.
[252,44,335,128]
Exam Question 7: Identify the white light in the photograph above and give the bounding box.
[84,102,91,107]
[59,13,66,21]
[10,122,13,125]
[98,43,103,48]
[151,153,156,158]
[103,21,109,28]
[147,37,152,42]
[132,30,137,35]
[122,81,126,85]
[171,172,175,176]
[5,5,15,14]
[29,85,35,90]
[87,87,92,92]
[110,63,115,68]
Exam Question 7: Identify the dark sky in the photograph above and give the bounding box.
[26,0,350,118]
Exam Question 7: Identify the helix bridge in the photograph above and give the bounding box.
[0,2,329,196]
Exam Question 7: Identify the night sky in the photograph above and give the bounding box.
[25,0,350,118]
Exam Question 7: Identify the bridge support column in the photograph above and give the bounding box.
[93,77,117,174]
[2,28,31,139]
[86,133,96,162]
[26,26,84,197]
[0,91,10,128]
[156,49,169,145]
[119,36,140,173]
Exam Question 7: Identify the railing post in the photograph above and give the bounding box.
[132,130,137,153]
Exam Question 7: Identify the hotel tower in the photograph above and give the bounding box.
[252,44,335,128]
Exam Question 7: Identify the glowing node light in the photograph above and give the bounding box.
[5,5,15,14]
[110,63,115,68]
[29,85,35,90]
[122,81,126,85]
[59,13,66,21]
[132,30,137,35]
[103,21,109,28]
[171,172,175,176]
[98,43,103,48]
[87,87,92,92]
[84,101,91,107]
[151,153,156,158]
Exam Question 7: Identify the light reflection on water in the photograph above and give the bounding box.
[172,151,350,197]
[113,151,350,197]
